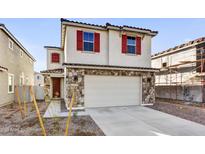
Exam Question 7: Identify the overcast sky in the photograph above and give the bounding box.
[1,18,205,72]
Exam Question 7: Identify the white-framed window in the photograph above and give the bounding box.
[8,73,14,94]
[127,36,136,54]
[8,39,14,50]
[83,32,94,51]
[20,49,23,57]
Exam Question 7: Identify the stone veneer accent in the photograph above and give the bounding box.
[65,67,155,107]
[43,74,51,102]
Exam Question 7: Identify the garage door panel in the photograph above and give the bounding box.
[85,75,141,108]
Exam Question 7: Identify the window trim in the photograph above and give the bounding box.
[83,31,94,52]
[8,38,14,50]
[127,36,136,54]
[8,73,14,94]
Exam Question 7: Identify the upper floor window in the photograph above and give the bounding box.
[51,53,60,63]
[122,34,141,55]
[29,58,33,64]
[20,49,23,57]
[77,30,100,53]
[127,36,136,54]
[83,32,94,51]
[8,39,14,50]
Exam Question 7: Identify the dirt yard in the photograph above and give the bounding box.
[0,102,104,136]
[149,98,205,126]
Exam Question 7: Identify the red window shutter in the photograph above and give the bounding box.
[51,53,60,63]
[122,34,127,53]
[136,36,141,55]
[77,30,83,51]
[94,33,100,52]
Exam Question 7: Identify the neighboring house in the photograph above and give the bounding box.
[0,24,35,107]
[152,37,205,103]
[34,72,44,86]
[41,19,158,109]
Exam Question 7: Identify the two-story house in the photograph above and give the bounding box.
[0,24,35,107]
[41,19,158,109]
[152,37,205,103]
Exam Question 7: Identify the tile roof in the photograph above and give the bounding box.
[152,37,205,58]
[61,18,158,35]
[40,68,64,74]
[63,63,159,72]
[106,22,158,34]
[61,18,106,28]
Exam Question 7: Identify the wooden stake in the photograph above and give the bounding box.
[29,86,47,136]
[23,85,27,115]
[15,86,25,119]
[65,90,75,136]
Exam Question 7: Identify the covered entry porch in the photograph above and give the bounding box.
[41,68,64,100]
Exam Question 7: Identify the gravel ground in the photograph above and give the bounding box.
[149,99,205,126]
[0,102,104,136]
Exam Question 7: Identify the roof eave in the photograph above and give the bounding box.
[44,46,62,50]
[0,25,36,62]
[60,18,158,48]
[63,63,159,72]
[122,27,158,37]
[151,41,205,59]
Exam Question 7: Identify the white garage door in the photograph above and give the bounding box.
[84,75,141,108]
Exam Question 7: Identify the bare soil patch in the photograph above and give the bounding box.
[0,102,104,136]
[149,98,205,126]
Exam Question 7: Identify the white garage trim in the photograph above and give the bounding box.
[84,75,142,108]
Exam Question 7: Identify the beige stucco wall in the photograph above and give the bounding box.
[0,29,34,107]
[65,26,109,65]
[64,26,152,68]
[46,48,64,70]
[108,30,152,67]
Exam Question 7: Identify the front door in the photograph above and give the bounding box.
[52,78,61,98]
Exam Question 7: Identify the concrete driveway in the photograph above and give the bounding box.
[86,106,205,136]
